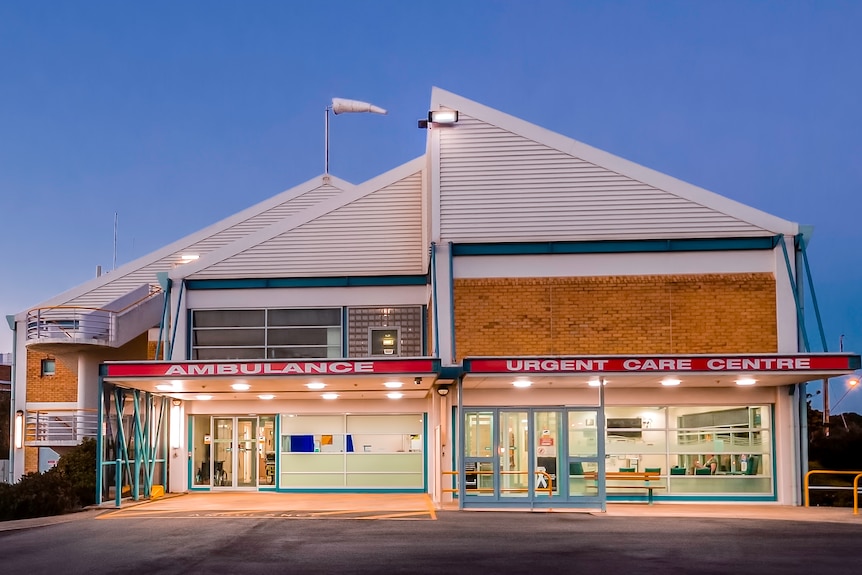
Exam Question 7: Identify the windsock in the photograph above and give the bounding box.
[331,98,387,115]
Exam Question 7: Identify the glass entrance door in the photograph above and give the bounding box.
[212,417,258,489]
[462,408,603,508]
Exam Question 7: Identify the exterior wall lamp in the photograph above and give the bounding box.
[418,109,459,128]
[170,401,182,449]
[14,410,24,449]
[436,385,450,396]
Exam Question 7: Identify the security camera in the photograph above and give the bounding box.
[414,377,422,385]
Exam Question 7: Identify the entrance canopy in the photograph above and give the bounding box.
[101,358,442,400]
[462,354,861,389]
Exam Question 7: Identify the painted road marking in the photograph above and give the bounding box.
[97,508,436,520]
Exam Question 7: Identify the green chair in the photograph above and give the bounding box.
[619,467,636,472]
[695,467,712,475]
[744,455,759,475]
[670,467,686,475]
[569,462,584,476]
[644,467,661,474]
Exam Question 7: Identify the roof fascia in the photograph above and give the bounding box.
[14,174,354,320]
[170,157,426,280]
[429,87,799,236]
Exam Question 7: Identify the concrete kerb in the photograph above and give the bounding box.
[0,492,186,533]
[3,496,861,531]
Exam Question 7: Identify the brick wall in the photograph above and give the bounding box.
[454,273,777,359]
[25,446,38,474]
[25,351,78,403]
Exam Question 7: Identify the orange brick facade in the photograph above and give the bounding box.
[22,334,153,473]
[25,352,78,403]
[454,273,777,360]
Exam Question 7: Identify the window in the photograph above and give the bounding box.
[369,327,399,356]
[604,405,772,495]
[347,307,423,357]
[192,308,342,360]
[41,358,56,376]
[279,414,424,489]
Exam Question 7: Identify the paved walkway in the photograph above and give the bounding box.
[2,493,860,531]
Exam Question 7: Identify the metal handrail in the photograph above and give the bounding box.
[803,469,862,511]
[26,285,161,344]
[442,469,554,497]
[24,409,99,443]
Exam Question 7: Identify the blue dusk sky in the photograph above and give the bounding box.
[1,1,860,411]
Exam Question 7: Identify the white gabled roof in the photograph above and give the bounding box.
[171,156,427,280]
[430,87,798,242]
[16,175,355,318]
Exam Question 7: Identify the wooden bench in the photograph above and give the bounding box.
[582,471,666,504]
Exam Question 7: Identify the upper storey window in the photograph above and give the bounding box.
[192,308,342,360]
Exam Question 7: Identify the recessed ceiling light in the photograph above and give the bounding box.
[258,394,275,400]
[196,394,212,400]
[512,378,532,388]
[386,392,404,399]
[156,384,175,391]
[321,392,339,400]
[306,382,326,390]
[231,383,250,391]
[588,379,607,387]
[661,378,681,387]
[384,381,403,389]
[736,378,757,386]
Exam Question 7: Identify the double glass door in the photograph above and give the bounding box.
[212,417,258,489]
[463,408,602,507]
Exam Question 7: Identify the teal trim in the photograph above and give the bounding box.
[155,283,170,360]
[778,235,811,352]
[186,308,192,359]
[448,242,456,363]
[341,307,348,355]
[423,413,428,490]
[607,494,777,504]
[96,375,104,505]
[168,280,185,358]
[798,234,829,352]
[439,366,462,380]
[457,376,464,511]
[274,488,427,494]
[421,304,428,356]
[274,414,281,489]
[430,243,440,357]
[185,275,429,290]
[186,414,193,491]
[452,236,781,256]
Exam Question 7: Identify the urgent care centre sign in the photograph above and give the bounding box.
[464,355,860,374]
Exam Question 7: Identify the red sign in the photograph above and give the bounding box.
[105,359,439,378]
[466,355,859,374]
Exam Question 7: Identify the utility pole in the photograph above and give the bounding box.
[823,377,830,437]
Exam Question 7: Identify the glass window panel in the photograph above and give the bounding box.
[193,328,265,347]
[269,308,341,326]
[281,415,345,434]
[268,327,329,346]
[194,347,265,360]
[194,309,264,328]
[465,412,494,458]
[346,415,423,434]
[268,346,339,359]
[568,410,598,457]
